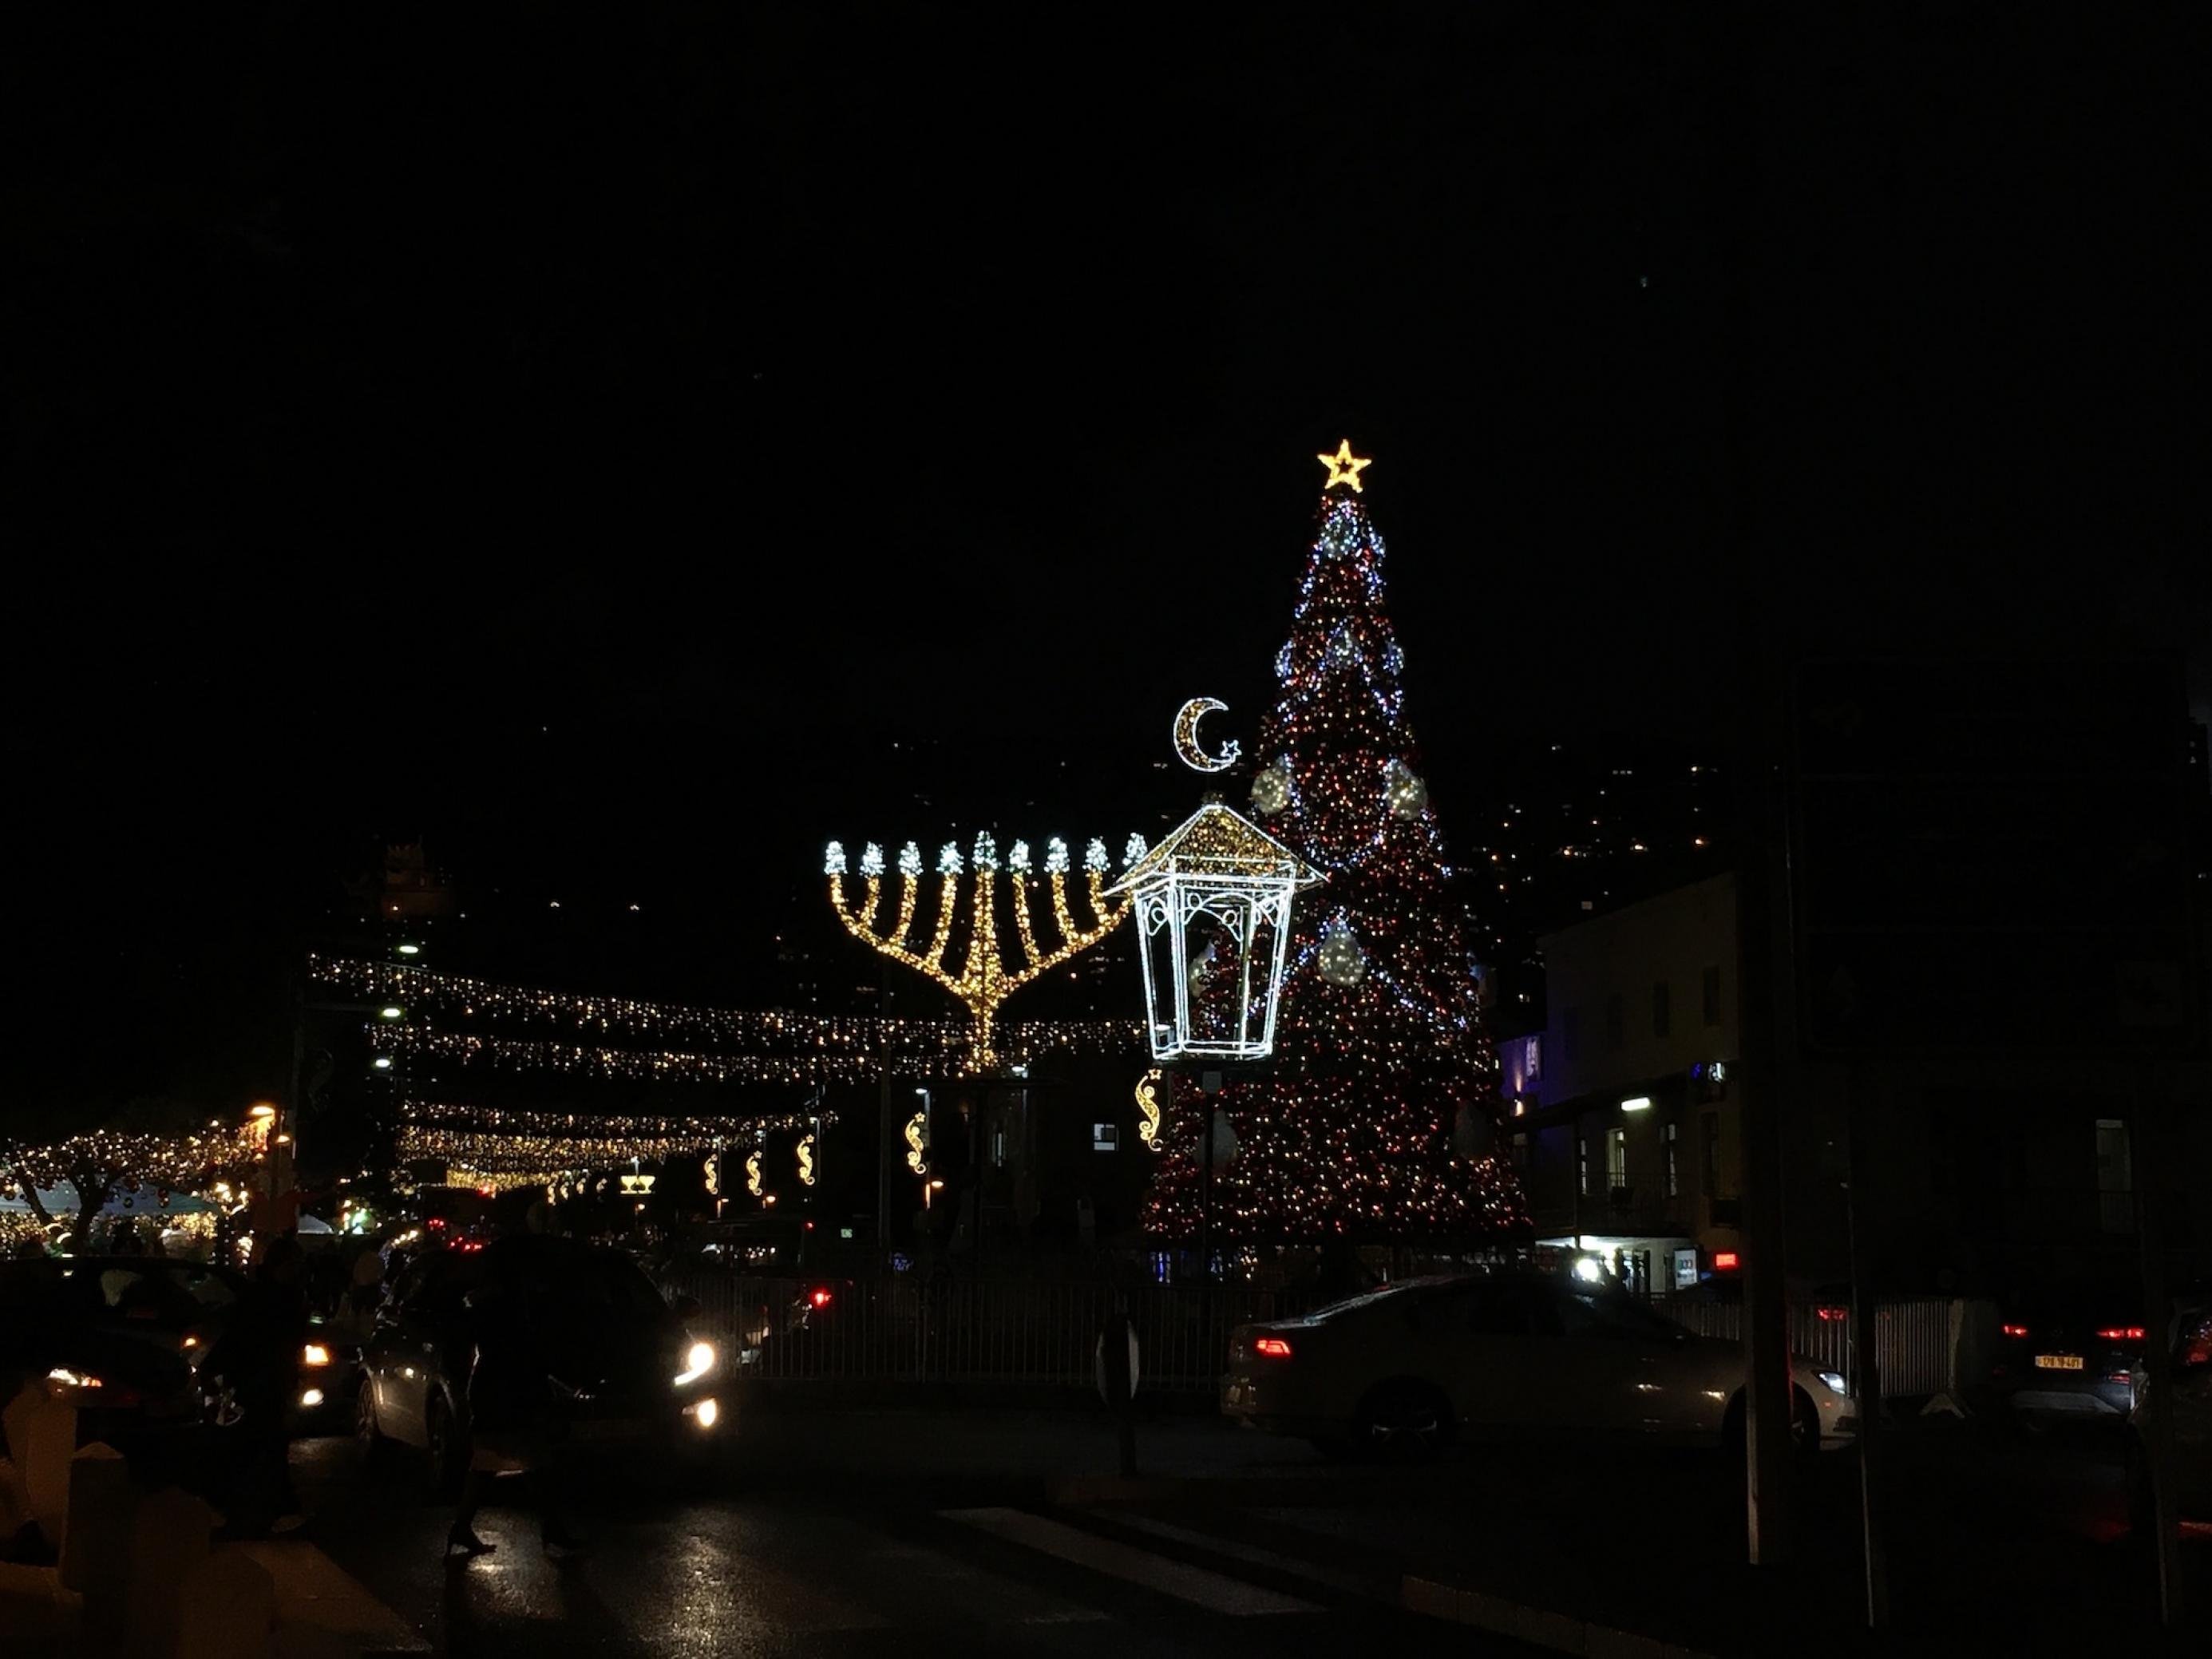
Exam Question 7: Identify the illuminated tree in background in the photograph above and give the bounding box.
[1142,445,1527,1243]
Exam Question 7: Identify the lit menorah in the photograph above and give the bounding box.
[825,832,1141,1073]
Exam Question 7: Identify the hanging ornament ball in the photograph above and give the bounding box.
[1385,758,1428,820]
[1316,916,1367,988]
[1251,760,1292,817]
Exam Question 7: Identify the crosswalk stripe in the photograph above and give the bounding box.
[940,1507,1321,1617]
[1098,1511,1371,1597]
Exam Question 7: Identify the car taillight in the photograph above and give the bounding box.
[1816,1306,1848,1322]
[2001,1324,2030,1339]
[1712,1251,1739,1271]
[2095,1327,2146,1343]
[809,1288,833,1309]
[1253,1336,1294,1359]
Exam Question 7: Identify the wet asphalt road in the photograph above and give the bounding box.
[291,1430,1530,1657]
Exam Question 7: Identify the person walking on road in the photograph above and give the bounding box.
[208,1234,310,1536]
[446,1282,587,1560]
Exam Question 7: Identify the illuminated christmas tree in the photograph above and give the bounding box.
[1142,442,1528,1244]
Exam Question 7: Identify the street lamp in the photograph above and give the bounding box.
[1107,802,1321,1063]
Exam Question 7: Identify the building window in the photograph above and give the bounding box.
[1664,1122,1680,1198]
[1702,964,1723,1026]
[1510,1131,1529,1173]
[1577,1135,1590,1197]
[1652,981,1671,1038]
[1700,1112,1722,1196]
[1561,1008,1581,1062]
[1606,1126,1628,1191]
[1605,992,1624,1051]
[2096,1119,2133,1234]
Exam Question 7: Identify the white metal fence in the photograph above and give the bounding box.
[663,1269,1316,1392]
[1650,1293,1969,1397]
[661,1267,1978,1401]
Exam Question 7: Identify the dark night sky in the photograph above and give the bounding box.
[6,3,2206,1116]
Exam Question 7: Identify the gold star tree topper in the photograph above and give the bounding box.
[1316,438,1372,493]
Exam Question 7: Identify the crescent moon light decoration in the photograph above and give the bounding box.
[1172,698,1241,773]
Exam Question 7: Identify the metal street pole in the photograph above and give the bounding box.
[2132,1081,2183,1629]
[1842,1054,1886,1626]
[1735,700,1795,1568]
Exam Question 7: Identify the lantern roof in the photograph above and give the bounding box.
[1106,802,1324,894]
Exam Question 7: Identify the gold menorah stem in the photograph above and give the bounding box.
[827,839,1132,1073]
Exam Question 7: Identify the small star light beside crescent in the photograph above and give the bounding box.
[1316,439,1372,493]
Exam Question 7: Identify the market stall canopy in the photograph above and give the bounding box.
[0,1182,216,1215]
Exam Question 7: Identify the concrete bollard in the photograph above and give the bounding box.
[58,1443,133,1593]
[174,1547,275,1659]
[2,1383,77,1547]
[0,1454,23,1538]
[125,1486,215,1657]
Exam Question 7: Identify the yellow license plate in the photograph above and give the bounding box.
[2034,1354,2083,1371]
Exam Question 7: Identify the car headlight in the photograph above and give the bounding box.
[303,1343,331,1368]
[1818,1370,1850,1396]
[674,1340,715,1386]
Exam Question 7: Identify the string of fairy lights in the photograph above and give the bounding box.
[315,953,1140,1081]
[1,1124,263,1199]
[394,1098,825,1186]
[366,1019,1138,1083]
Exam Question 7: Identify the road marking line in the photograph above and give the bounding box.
[940,1507,1320,1617]
[1098,1511,1371,1596]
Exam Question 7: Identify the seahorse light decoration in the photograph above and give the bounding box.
[904,1111,928,1176]
[797,1133,816,1187]
[744,1150,763,1198]
[1134,1067,1164,1150]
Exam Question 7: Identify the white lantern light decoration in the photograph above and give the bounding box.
[1107,802,1323,1062]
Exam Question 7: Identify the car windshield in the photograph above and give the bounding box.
[1557,1289,1690,1341]
[158,1265,240,1309]
[512,1253,667,1324]
[1304,1277,1471,1323]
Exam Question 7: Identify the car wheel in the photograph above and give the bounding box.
[354,1379,390,1468]
[1791,1387,1822,1460]
[421,1395,465,1500]
[1355,1380,1454,1462]
[1723,1390,1822,1462]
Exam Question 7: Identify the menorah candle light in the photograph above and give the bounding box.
[825,833,1142,1072]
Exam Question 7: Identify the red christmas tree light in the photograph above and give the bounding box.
[1141,442,1528,1244]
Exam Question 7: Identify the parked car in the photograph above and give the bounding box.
[0,1255,357,1436]
[1222,1271,1856,1459]
[2127,1301,2212,1534]
[1986,1295,2149,1431]
[0,1260,204,1451]
[356,1234,726,1494]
